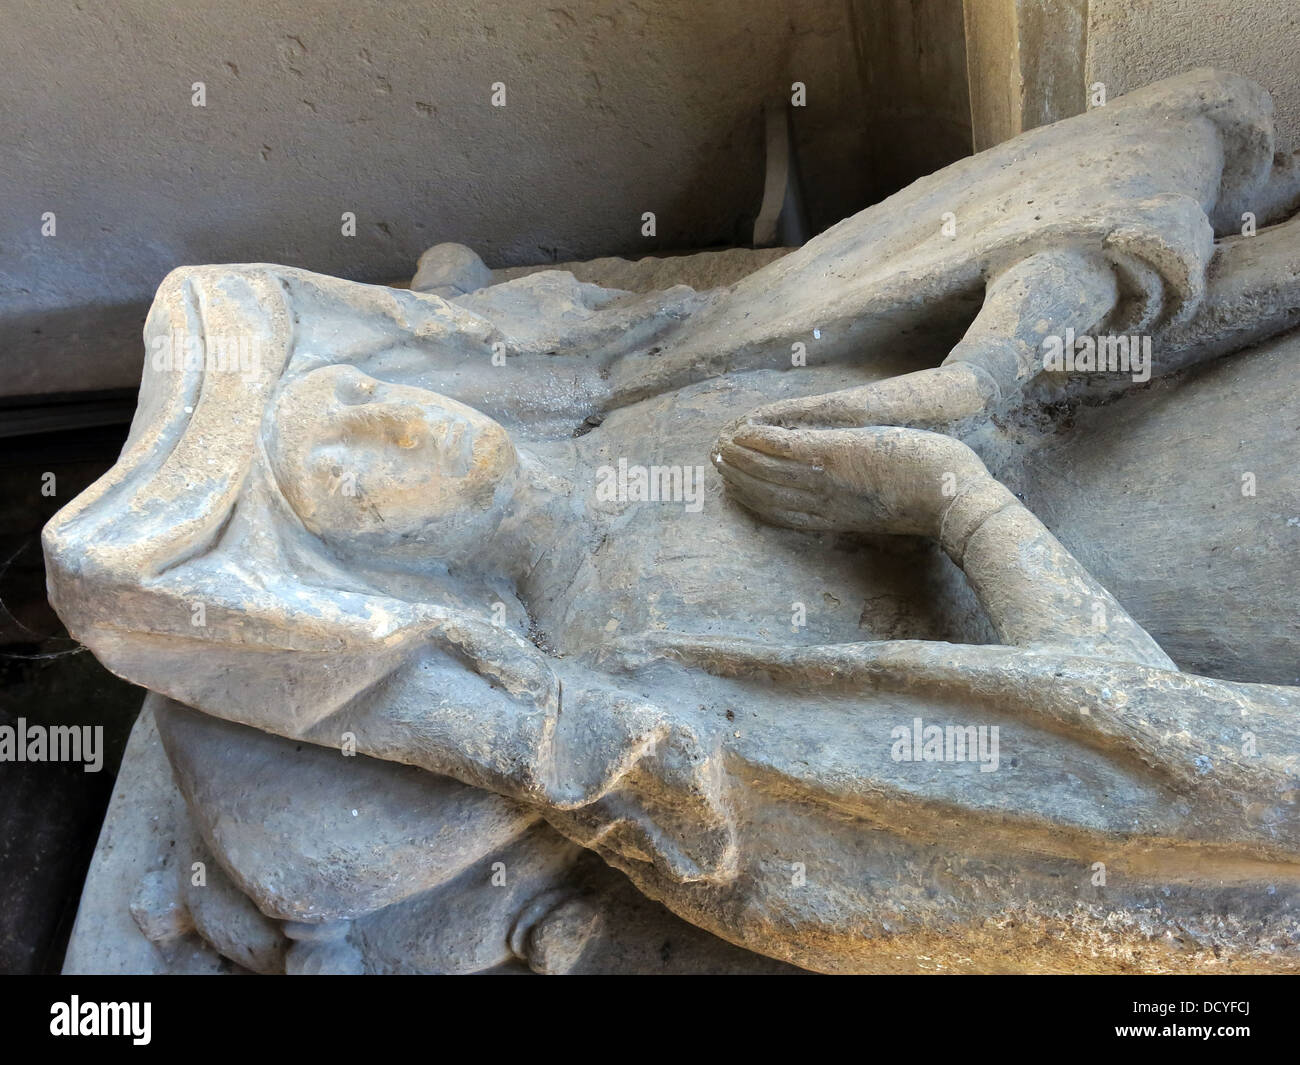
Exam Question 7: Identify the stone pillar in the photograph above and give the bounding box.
[963,0,1088,151]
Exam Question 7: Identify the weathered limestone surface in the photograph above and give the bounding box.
[488,247,794,294]
[69,698,800,974]
[62,705,233,975]
[51,71,1300,973]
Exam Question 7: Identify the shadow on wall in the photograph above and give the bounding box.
[848,0,973,204]
[0,0,978,400]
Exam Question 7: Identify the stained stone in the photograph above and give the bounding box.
[50,70,1300,973]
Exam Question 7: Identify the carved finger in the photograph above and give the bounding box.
[715,462,825,517]
[714,439,810,489]
[728,423,813,460]
[730,496,838,531]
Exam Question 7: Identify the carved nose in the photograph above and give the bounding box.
[331,366,383,406]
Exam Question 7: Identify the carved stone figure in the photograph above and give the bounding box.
[48,70,1300,973]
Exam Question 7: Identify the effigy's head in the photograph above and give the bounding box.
[267,364,519,557]
[40,267,546,737]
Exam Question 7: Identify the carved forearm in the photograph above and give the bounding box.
[941,479,1175,669]
[942,247,1119,404]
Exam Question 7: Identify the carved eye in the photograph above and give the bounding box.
[339,406,427,452]
[378,412,428,451]
[333,369,378,406]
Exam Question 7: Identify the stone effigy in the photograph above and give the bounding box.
[47,70,1300,973]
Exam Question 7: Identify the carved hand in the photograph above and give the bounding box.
[712,421,995,539]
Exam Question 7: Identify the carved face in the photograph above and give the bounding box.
[268,364,519,553]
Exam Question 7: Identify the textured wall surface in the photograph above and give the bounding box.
[963,0,1088,151]
[1088,0,1300,153]
[1,0,875,397]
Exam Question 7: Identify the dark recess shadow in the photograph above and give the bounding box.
[0,423,143,974]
